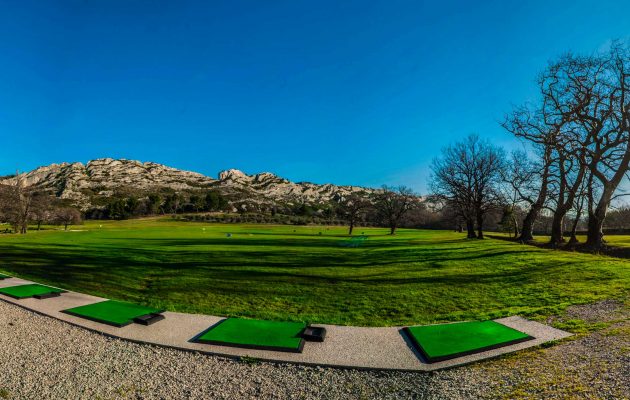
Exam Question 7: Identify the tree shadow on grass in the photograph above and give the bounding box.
[106,236,469,250]
[0,239,599,291]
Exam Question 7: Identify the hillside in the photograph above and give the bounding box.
[0,158,374,211]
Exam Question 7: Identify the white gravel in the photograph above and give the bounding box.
[0,300,627,399]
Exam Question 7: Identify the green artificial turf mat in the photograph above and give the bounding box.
[196,318,307,352]
[0,284,64,299]
[405,320,533,363]
[63,300,163,327]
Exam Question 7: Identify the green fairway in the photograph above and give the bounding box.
[196,318,306,352]
[63,300,163,327]
[0,218,628,326]
[0,283,64,299]
[405,320,532,362]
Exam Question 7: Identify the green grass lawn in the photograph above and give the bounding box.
[0,218,627,326]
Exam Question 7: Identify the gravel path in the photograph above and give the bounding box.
[0,300,627,400]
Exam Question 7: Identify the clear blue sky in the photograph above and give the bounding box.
[1,1,628,192]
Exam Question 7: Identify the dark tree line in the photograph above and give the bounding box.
[90,190,230,220]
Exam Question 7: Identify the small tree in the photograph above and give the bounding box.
[499,205,519,238]
[338,194,371,235]
[54,207,82,230]
[30,192,53,230]
[374,185,415,235]
[0,173,34,234]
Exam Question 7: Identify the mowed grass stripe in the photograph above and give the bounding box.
[196,318,306,352]
[405,320,532,362]
[0,284,63,299]
[64,300,162,327]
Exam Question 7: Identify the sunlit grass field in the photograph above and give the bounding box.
[0,218,627,326]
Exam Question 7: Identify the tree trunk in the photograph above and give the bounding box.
[389,225,396,235]
[37,221,42,231]
[586,213,605,249]
[519,208,539,241]
[568,217,580,245]
[476,214,484,239]
[586,206,607,249]
[466,219,477,239]
[549,212,565,246]
[511,214,519,238]
[64,223,69,231]
[586,186,612,249]
[348,221,354,236]
[518,151,551,242]
[568,198,585,245]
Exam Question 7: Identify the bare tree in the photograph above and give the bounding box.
[30,192,54,230]
[0,173,35,234]
[430,134,505,239]
[578,44,630,249]
[537,53,600,246]
[338,193,371,235]
[54,207,82,230]
[503,42,630,249]
[498,150,532,238]
[502,101,559,242]
[373,185,415,235]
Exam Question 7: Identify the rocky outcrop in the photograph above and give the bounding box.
[1,159,375,209]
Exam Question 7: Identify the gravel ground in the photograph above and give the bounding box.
[0,300,627,400]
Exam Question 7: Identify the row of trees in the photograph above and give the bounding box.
[86,185,420,236]
[430,42,630,250]
[92,190,230,220]
[338,186,417,235]
[0,175,81,233]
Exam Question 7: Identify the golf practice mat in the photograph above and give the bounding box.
[63,300,165,327]
[0,283,65,299]
[195,318,308,352]
[404,320,533,363]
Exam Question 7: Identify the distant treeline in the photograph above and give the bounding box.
[85,190,229,219]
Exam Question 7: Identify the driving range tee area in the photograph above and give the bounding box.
[195,318,308,353]
[63,300,165,327]
[0,284,65,299]
[404,320,534,363]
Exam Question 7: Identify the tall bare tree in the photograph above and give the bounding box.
[578,44,630,248]
[430,134,505,239]
[502,99,559,242]
[504,42,630,249]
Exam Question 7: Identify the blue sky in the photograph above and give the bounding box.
[1,0,628,192]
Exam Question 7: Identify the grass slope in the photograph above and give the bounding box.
[0,218,627,326]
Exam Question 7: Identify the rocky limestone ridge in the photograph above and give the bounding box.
[1,159,375,209]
